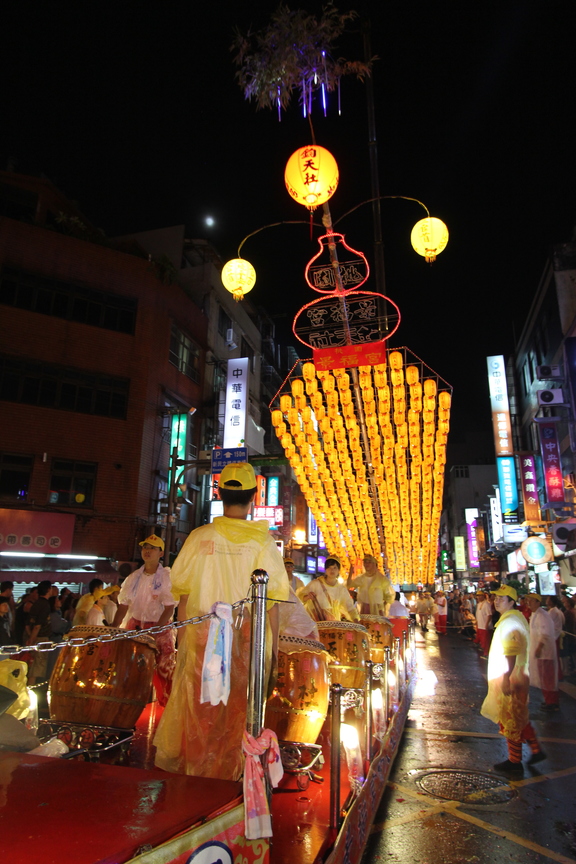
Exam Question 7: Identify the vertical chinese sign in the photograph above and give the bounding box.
[464,508,480,568]
[537,421,566,507]
[169,413,188,493]
[454,536,466,571]
[518,453,541,522]
[496,457,519,523]
[486,355,514,457]
[223,358,249,448]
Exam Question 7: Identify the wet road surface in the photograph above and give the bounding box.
[362,622,576,864]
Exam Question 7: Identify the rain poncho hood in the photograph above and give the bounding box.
[213,516,271,546]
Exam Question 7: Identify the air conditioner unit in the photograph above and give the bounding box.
[537,388,565,405]
[536,364,562,380]
[551,520,576,547]
[226,328,234,343]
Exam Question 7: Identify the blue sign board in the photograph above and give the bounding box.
[267,476,280,506]
[211,447,248,473]
[497,456,519,523]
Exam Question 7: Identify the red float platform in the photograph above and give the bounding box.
[0,751,242,864]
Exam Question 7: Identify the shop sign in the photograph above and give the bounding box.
[497,457,519,523]
[253,506,284,527]
[454,535,466,571]
[487,355,514,456]
[537,420,566,507]
[518,452,541,522]
[465,508,479,568]
[0,509,74,553]
[223,358,249,448]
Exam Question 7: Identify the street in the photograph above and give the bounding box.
[363,622,576,864]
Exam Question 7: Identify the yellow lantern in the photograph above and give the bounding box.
[411,217,449,263]
[221,258,256,301]
[302,362,316,380]
[285,145,339,209]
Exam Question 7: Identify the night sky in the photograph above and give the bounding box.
[2,1,574,461]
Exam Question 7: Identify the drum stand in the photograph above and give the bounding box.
[277,740,324,790]
[37,719,134,762]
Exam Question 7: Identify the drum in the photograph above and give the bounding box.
[360,615,393,665]
[49,626,157,729]
[389,616,410,645]
[265,636,330,744]
[316,621,370,689]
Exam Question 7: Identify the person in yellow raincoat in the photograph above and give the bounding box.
[299,558,359,622]
[480,585,545,777]
[153,462,289,781]
[348,555,394,617]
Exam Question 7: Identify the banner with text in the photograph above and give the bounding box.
[487,355,514,457]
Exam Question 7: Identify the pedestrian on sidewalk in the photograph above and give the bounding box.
[480,585,545,777]
[475,592,492,657]
[416,592,433,631]
[525,593,559,711]
[434,591,447,634]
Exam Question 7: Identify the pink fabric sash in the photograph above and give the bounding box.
[242,728,283,839]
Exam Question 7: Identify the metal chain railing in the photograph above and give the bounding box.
[0,593,294,658]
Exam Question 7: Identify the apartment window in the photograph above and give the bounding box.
[218,306,232,338]
[453,465,469,478]
[0,356,129,419]
[529,351,538,383]
[169,325,200,383]
[49,460,97,507]
[0,267,137,334]
[241,337,255,373]
[0,453,33,501]
[523,360,531,396]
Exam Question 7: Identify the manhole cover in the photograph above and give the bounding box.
[416,770,516,805]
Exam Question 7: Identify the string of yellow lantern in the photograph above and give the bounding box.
[271,348,451,583]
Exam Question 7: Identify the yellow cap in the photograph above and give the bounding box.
[492,585,517,601]
[218,462,256,490]
[139,534,165,551]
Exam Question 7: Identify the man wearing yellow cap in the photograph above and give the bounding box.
[113,534,176,706]
[480,585,545,776]
[154,462,289,781]
[86,587,115,626]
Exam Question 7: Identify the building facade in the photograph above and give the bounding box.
[0,172,208,581]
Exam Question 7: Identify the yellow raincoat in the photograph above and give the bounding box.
[153,516,289,780]
[480,609,530,742]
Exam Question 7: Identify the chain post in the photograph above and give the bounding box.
[365,659,373,761]
[246,569,269,739]
[384,646,390,722]
[330,682,342,831]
